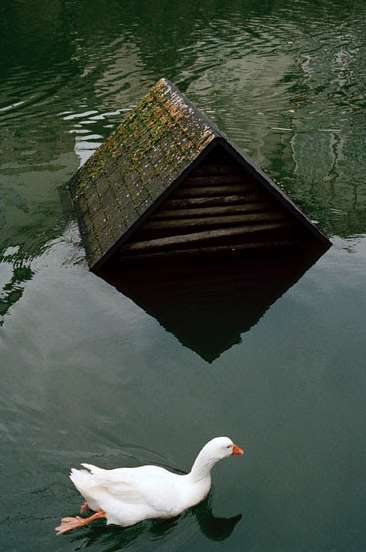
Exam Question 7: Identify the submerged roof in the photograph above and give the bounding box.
[70,78,330,272]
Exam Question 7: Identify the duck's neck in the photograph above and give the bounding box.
[189,449,218,482]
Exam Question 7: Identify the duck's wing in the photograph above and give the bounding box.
[81,463,177,511]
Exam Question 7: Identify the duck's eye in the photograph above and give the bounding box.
[227,445,232,449]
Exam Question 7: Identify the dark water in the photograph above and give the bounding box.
[1,1,366,550]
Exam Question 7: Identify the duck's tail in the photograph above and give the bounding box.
[80,462,105,476]
[69,466,101,510]
[70,467,89,489]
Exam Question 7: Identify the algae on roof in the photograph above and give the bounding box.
[70,78,217,270]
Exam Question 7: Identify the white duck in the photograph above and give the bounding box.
[55,436,244,535]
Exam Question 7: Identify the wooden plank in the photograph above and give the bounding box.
[151,202,271,219]
[192,164,242,176]
[174,185,254,197]
[164,194,262,208]
[120,239,298,259]
[182,175,247,187]
[144,212,285,231]
[182,179,251,189]
[123,222,291,252]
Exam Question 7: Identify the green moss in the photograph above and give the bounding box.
[70,78,216,269]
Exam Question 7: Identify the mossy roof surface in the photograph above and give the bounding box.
[70,78,217,270]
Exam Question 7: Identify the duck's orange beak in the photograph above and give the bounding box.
[232,444,244,456]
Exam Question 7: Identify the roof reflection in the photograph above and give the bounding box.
[101,247,327,362]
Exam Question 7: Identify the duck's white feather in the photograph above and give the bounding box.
[68,437,241,527]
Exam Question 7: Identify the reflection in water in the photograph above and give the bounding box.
[193,497,242,541]
[0,249,33,326]
[102,247,327,362]
[66,495,241,551]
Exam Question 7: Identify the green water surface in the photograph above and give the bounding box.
[1,1,366,550]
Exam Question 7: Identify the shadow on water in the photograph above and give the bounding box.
[67,496,241,551]
[101,246,327,362]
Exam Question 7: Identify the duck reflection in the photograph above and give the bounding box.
[192,497,242,541]
[101,247,328,362]
[69,495,241,551]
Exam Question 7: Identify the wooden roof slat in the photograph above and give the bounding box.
[120,239,299,260]
[192,164,243,176]
[151,202,271,219]
[164,194,262,208]
[123,221,293,252]
[174,185,254,197]
[144,212,285,231]
[182,175,247,186]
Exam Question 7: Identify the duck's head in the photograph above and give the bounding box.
[190,436,244,480]
[202,436,244,461]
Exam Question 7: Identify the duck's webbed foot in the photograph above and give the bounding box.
[55,511,106,535]
[55,516,85,535]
